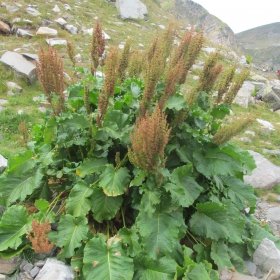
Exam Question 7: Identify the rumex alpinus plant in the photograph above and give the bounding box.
[1,22,279,280]
[36,46,65,115]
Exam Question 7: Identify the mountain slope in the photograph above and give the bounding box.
[236,22,280,69]
[158,0,237,48]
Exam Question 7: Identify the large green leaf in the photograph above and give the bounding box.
[44,117,57,144]
[136,209,184,259]
[0,205,28,251]
[193,148,242,178]
[53,214,88,258]
[0,168,44,206]
[210,241,233,270]
[66,181,93,217]
[104,110,130,130]
[222,200,245,243]
[37,144,54,166]
[7,151,36,176]
[60,114,90,131]
[76,158,108,178]
[90,188,123,223]
[134,254,177,280]
[140,188,161,217]
[189,202,229,240]
[222,176,256,210]
[165,96,187,111]
[83,235,134,280]
[118,226,141,257]
[164,165,203,207]
[99,165,130,196]
[184,262,212,280]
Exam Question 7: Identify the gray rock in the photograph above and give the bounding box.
[202,47,216,54]
[272,86,280,98]
[17,272,33,280]
[251,74,268,83]
[65,24,78,34]
[116,0,148,19]
[0,154,7,174]
[158,24,165,29]
[55,18,67,26]
[34,261,45,268]
[233,81,255,108]
[34,258,74,280]
[257,202,269,209]
[30,266,40,278]
[0,256,21,274]
[239,55,247,65]
[26,7,41,16]
[244,150,280,189]
[38,107,47,113]
[219,268,258,280]
[52,5,60,12]
[3,4,19,13]
[41,19,52,26]
[253,238,280,274]
[0,52,37,84]
[0,274,5,280]
[46,39,67,46]
[0,20,10,34]
[263,149,280,155]
[21,53,38,62]
[244,261,257,276]
[0,100,8,105]
[16,29,34,37]
[64,4,71,11]
[7,81,23,95]
[36,27,58,36]
[267,207,280,224]
[23,263,33,273]
[256,118,275,131]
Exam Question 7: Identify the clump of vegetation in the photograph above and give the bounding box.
[0,21,279,280]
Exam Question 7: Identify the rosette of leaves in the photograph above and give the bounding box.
[0,24,279,280]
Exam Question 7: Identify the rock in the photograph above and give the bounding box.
[0,155,7,173]
[116,0,148,19]
[52,5,60,12]
[23,263,34,273]
[34,258,74,280]
[0,274,5,279]
[234,81,255,108]
[21,53,38,62]
[219,268,259,280]
[244,261,257,276]
[263,149,280,155]
[272,86,280,98]
[0,256,21,274]
[0,20,10,34]
[30,266,40,278]
[158,24,165,29]
[0,100,8,105]
[64,4,71,11]
[202,47,216,54]
[3,4,19,13]
[36,27,58,36]
[239,55,247,65]
[118,44,124,49]
[65,24,78,34]
[55,18,67,26]
[244,150,280,189]
[46,39,67,46]
[26,7,41,16]
[267,207,280,224]
[16,29,34,37]
[0,52,37,84]
[251,74,268,83]
[38,107,47,113]
[257,119,275,131]
[7,81,23,95]
[82,28,110,39]
[244,131,255,136]
[41,19,52,26]
[253,238,280,275]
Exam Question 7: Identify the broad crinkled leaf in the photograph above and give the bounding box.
[165,96,187,111]
[210,241,233,270]
[53,214,88,258]
[250,222,280,249]
[0,205,28,251]
[104,110,130,130]
[189,202,229,241]
[0,168,44,206]
[222,200,246,243]
[118,226,141,257]
[90,188,123,223]
[83,235,134,280]
[66,181,93,217]
[136,209,184,259]
[193,148,242,178]
[184,262,212,280]
[134,254,177,280]
[164,165,203,207]
[210,104,230,120]
[76,158,107,178]
[140,188,161,217]
[222,176,256,210]
[7,151,36,176]
[227,247,245,272]
[37,144,54,166]
[99,165,130,196]
[60,114,90,131]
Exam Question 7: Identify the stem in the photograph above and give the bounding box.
[106,220,110,239]
[121,207,126,228]
[186,229,206,247]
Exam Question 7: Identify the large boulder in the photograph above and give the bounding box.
[116,0,148,19]
[0,52,37,84]
[233,81,254,108]
[244,150,280,189]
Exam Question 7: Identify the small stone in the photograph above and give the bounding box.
[0,155,7,174]
[46,39,67,46]
[65,24,78,34]
[0,273,5,280]
[30,266,40,278]
[64,4,71,10]
[20,259,29,271]
[34,261,45,267]
[17,109,23,115]
[257,202,269,209]
[267,207,280,223]
[36,27,58,36]
[257,118,275,131]
[23,263,33,273]
[38,107,47,113]
[0,100,8,105]
[16,29,34,37]
[52,4,60,12]
[55,18,67,26]
[7,81,23,94]
[158,24,165,29]
[0,256,21,274]
[26,7,41,16]
[244,261,257,276]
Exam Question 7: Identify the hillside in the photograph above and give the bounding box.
[236,22,280,69]
[158,0,237,48]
